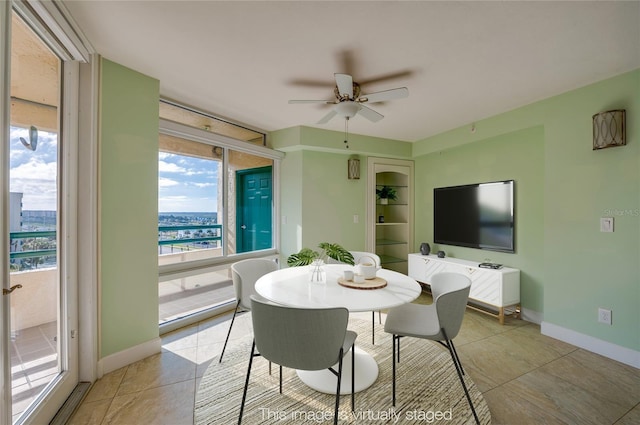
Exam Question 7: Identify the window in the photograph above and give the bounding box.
[157,102,282,327]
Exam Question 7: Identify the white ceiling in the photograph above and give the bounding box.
[63,1,640,143]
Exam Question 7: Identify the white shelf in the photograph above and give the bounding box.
[367,158,414,275]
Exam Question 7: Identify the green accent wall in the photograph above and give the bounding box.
[99,58,160,357]
[413,70,639,351]
[273,126,411,262]
[414,126,544,313]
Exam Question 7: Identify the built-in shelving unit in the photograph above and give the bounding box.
[367,157,414,274]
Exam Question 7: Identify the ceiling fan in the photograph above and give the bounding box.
[288,73,409,124]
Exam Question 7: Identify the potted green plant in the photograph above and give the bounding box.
[376,185,398,205]
[287,242,355,267]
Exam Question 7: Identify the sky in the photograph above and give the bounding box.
[10,126,219,212]
[158,152,219,212]
[9,126,58,211]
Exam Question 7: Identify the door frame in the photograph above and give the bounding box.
[236,165,274,253]
[1,2,91,423]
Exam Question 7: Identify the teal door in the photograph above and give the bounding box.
[236,166,273,253]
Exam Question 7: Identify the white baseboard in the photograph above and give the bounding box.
[521,308,543,325]
[97,337,162,377]
[541,321,640,369]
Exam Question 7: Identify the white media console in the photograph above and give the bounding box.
[408,253,521,324]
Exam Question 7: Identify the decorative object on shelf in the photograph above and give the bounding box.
[437,250,446,258]
[376,185,398,205]
[593,109,625,150]
[378,215,384,223]
[347,157,360,179]
[420,242,430,256]
[287,242,355,267]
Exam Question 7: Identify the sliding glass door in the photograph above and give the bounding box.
[1,3,81,423]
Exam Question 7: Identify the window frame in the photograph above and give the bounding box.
[157,118,283,277]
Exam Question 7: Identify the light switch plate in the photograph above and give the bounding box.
[600,217,614,232]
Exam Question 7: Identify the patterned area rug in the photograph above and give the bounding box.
[195,317,491,424]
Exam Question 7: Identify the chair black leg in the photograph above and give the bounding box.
[391,334,397,406]
[371,311,375,345]
[351,343,355,412]
[220,302,240,363]
[279,365,283,394]
[238,340,256,425]
[449,339,465,375]
[445,339,479,425]
[334,349,344,425]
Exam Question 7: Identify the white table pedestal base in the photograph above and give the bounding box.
[296,347,378,394]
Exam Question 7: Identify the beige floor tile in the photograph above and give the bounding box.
[616,403,640,425]
[103,380,195,425]
[116,349,197,396]
[68,298,640,425]
[66,399,112,425]
[457,326,575,392]
[161,325,199,353]
[540,349,640,410]
[83,367,127,403]
[483,384,566,425]
[491,368,629,425]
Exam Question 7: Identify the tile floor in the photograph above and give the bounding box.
[11,321,59,422]
[68,294,640,425]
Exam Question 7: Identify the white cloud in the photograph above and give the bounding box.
[10,158,58,210]
[159,160,186,173]
[193,182,214,188]
[159,177,180,187]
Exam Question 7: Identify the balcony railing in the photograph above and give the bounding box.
[8,225,224,264]
[9,230,57,261]
[158,224,222,246]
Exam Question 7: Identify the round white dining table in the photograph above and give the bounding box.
[254,263,421,394]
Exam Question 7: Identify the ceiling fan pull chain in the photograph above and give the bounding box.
[344,117,349,149]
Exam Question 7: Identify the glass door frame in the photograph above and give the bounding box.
[1,1,90,423]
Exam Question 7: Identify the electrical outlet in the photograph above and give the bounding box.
[353,214,359,224]
[598,308,612,325]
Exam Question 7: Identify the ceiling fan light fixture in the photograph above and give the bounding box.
[335,101,361,119]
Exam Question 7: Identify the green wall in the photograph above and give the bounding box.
[413,70,639,351]
[99,58,160,357]
[273,126,411,261]
[414,126,544,313]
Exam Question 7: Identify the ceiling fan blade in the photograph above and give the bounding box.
[359,87,408,104]
[287,78,335,88]
[358,105,384,122]
[336,49,357,77]
[359,69,414,86]
[317,110,337,124]
[334,73,353,99]
[288,99,334,104]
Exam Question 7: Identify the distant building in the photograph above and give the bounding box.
[9,192,23,255]
[9,192,23,232]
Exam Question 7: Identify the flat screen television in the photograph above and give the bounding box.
[434,180,515,253]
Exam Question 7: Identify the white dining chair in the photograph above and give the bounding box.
[384,272,479,424]
[219,258,278,363]
[239,296,357,425]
